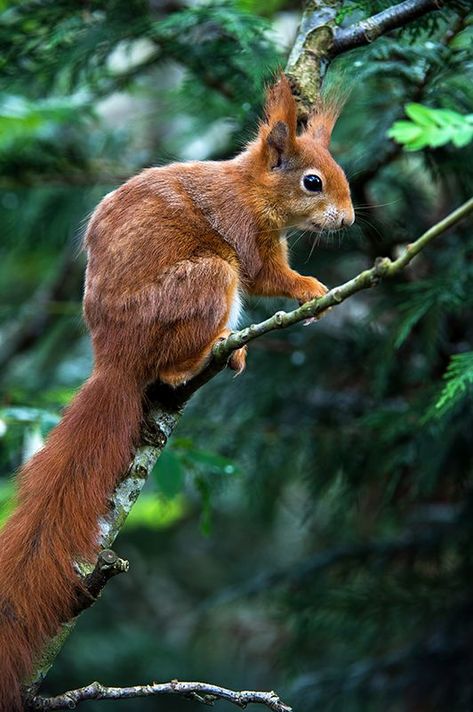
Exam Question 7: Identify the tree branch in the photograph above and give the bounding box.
[286,0,442,120]
[286,0,343,117]
[73,549,129,615]
[331,0,441,56]
[25,403,181,698]
[28,680,292,712]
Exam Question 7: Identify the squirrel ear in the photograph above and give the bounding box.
[259,74,297,168]
[265,120,291,168]
[307,88,347,148]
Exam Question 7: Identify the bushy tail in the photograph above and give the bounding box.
[0,366,143,710]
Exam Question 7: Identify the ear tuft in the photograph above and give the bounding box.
[259,73,297,168]
[263,73,297,136]
[307,84,349,148]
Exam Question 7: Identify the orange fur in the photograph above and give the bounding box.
[0,74,354,709]
[307,83,349,148]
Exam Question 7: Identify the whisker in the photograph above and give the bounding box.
[305,233,319,263]
[289,236,304,251]
[353,198,402,209]
[288,229,308,250]
[355,216,385,242]
[355,211,393,230]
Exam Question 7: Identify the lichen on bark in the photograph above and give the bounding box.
[286,0,342,120]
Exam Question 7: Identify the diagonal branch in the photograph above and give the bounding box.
[331,0,442,56]
[213,196,473,360]
[28,680,292,712]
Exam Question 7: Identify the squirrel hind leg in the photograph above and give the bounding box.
[218,329,247,375]
[158,349,213,387]
[159,328,247,387]
[159,363,200,388]
[213,328,247,377]
[158,328,224,387]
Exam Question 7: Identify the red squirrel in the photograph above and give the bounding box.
[0,75,353,709]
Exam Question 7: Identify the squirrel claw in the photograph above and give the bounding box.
[303,305,332,326]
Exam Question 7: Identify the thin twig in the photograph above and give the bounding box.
[28,680,292,712]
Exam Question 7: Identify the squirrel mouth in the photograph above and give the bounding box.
[306,221,324,233]
[293,219,336,234]
[306,220,346,234]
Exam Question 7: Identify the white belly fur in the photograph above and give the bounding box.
[227,291,243,331]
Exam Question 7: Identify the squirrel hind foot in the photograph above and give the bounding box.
[228,346,247,376]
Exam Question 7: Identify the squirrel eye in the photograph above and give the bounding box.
[303,174,323,193]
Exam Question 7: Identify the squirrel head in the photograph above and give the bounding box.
[248,74,354,232]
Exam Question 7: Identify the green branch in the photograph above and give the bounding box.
[213,197,473,360]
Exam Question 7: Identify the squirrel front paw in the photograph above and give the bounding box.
[295,276,329,305]
[295,276,330,326]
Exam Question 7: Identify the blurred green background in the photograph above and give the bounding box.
[1,1,473,710]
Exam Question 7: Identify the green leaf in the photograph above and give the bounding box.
[432,108,467,127]
[449,26,473,50]
[452,126,473,148]
[405,103,437,127]
[387,120,422,144]
[394,301,430,349]
[388,104,473,151]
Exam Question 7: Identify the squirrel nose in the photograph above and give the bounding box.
[341,207,355,228]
